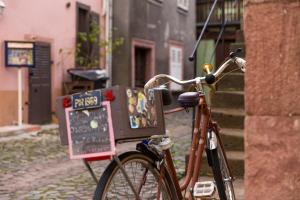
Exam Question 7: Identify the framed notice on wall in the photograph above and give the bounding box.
[4,41,35,67]
[65,101,115,159]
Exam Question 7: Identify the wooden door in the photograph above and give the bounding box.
[28,42,52,124]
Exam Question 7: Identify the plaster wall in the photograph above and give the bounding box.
[0,0,103,125]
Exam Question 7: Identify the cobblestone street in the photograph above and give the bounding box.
[0,112,244,199]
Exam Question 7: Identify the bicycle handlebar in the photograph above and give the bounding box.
[144,56,246,93]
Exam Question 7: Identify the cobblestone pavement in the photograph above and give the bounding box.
[0,111,244,200]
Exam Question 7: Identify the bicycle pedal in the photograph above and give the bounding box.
[193,181,215,197]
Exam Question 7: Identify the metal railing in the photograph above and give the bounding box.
[190,0,219,62]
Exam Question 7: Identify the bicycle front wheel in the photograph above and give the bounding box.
[209,141,236,200]
[93,151,176,200]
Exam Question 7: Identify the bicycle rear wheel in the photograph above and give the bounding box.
[93,151,176,200]
[209,141,236,200]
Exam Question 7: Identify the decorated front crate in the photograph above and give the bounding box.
[56,86,165,152]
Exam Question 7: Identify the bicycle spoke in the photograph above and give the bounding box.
[97,155,170,199]
[137,168,148,194]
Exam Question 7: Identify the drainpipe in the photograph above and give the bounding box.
[105,0,113,87]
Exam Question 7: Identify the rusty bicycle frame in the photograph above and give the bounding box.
[101,55,245,199]
[161,94,233,200]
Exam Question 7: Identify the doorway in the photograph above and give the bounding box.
[28,42,52,124]
[132,39,155,88]
[135,47,151,88]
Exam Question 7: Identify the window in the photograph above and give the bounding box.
[76,3,100,68]
[148,0,163,6]
[177,0,189,11]
[169,45,183,91]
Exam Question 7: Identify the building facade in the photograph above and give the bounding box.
[111,0,196,88]
[195,0,244,71]
[0,0,105,126]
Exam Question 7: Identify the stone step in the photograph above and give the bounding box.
[220,128,244,138]
[200,151,245,178]
[220,133,244,151]
[216,73,244,91]
[211,108,245,129]
[211,91,244,109]
[226,151,245,160]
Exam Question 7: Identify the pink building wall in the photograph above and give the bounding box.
[0,0,104,125]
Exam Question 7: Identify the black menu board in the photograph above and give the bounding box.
[65,101,115,159]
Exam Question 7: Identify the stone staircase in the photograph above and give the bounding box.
[210,71,245,178]
[210,29,245,177]
[218,30,245,178]
[199,70,245,179]
[198,28,245,178]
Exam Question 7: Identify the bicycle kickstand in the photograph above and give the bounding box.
[83,159,98,184]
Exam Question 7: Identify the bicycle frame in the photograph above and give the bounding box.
[162,93,233,200]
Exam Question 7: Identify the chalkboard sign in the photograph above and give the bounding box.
[65,101,115,159]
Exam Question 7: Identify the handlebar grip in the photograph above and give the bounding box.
[205,74,216,84]
[235,57,246,72]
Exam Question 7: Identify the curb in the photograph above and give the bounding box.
[0,124,41,138]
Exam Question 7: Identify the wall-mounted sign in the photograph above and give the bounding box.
[4,41,35,67]
[65,101,115,159]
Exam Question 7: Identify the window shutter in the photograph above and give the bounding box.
[89,12,100,68]
[169,46,183,91]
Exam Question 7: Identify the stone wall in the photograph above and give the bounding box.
[244,0,300,199]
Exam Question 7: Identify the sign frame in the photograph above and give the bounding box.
[4,41,35,67]
[65,101,116,159]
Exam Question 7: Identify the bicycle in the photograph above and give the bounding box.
[93,51,246,200]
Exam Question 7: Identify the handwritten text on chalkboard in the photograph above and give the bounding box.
[65,101,115,159]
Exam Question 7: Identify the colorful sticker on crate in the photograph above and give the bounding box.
[126,89,157,129]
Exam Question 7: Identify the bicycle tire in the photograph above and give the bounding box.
[93,151,176,200]
[209,142,236,200]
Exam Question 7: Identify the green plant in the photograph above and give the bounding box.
[76,21,124,68]
[59,21,124,68]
